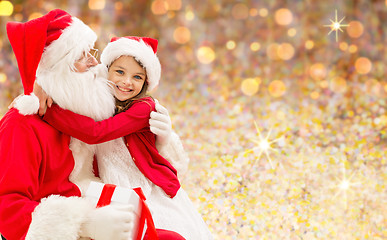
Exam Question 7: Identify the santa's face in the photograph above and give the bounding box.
[74,51,98,72]
[108,56,146,101]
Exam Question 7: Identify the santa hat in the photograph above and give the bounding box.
[100,36,161,91]
[6,9,97,94]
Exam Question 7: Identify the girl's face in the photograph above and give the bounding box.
[108,56,146,101]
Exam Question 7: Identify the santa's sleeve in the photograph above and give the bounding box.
[0,117,94,240]
[157,131,190,176]
[43,99,154,144]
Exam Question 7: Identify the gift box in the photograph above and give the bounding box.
[85,181,158,240]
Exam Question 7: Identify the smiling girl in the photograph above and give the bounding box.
[43,36,213,240]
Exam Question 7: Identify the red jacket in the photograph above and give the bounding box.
[0,109,81,239]
[44,97,180,198]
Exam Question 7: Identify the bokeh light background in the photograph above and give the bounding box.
[0,0,386,239]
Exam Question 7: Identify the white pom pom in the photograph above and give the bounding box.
[14,93,40,115]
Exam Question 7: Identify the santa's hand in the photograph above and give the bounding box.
[33,81,53,116]
[80,204,134,240]
[150,99,172,148]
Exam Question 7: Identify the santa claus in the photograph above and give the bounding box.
[0,9,188,240]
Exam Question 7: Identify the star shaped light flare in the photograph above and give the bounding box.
[324,9,349,42]
[245,121,283,169]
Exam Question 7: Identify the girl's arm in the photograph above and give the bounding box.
[43,99,154,144]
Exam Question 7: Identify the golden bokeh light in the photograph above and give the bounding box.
[0,73,6,84]
[267,43,280,60]
[226,41,236,50]
[339,42,348,51]
[320,80,329,88]
[151,0,168,15]
[249,8,258,17]
[185,10,195,21]
[268,80,286,97]
[274,8,293,26]
[330,76,347,93]
[348,44,358,53]
[288,28,297,37]
[213,4,221,12]
[0,40,2,51]
[28,12,43,20]
[88,0,105,10]
[165,0,182,11]
[196,46,215,64]
[14,13,23,21]
[114,2,123,11]
[347,21,364,38]
[355,57,372,75]
[232,3,249,20]
[241,78,261,96]
[310,91,320,100]
[250,42,261,52]
[305,40,314,50]
[167,11,175,18]
[259,8,268,17]
[173,27,191,44]
[365,79,381,96]
[309,63,327,80]
[0,1,13,16]
[277,43,295,61]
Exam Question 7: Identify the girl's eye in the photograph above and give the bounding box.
[116,70,124,75]
[134,75,143,80]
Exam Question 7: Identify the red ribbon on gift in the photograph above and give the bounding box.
[96,184,158,240]
[96,184,116,207]
[133,187,158,240]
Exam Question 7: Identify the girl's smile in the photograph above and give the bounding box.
[116,85,134,93]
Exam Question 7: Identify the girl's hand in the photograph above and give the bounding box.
[150,99,172,148]
[33,81,53,116]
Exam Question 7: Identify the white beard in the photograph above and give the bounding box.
[36,65,116,194]
[36,66,115,120]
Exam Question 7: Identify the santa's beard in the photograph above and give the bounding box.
[36,66,116,120]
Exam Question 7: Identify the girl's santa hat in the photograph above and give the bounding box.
[100,36,161,91]
[6,9,97,95]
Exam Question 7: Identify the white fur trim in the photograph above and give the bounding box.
[100,38,161,91]
[37,17,97,75]
[26,195,94,240]
[158,132,190,176]
[69,138,103,196]
[14,93,39,116]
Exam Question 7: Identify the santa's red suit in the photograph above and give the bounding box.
[0,108,93,239]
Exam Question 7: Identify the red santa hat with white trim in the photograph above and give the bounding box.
[6,9,97,95]
[100,36,161,91]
